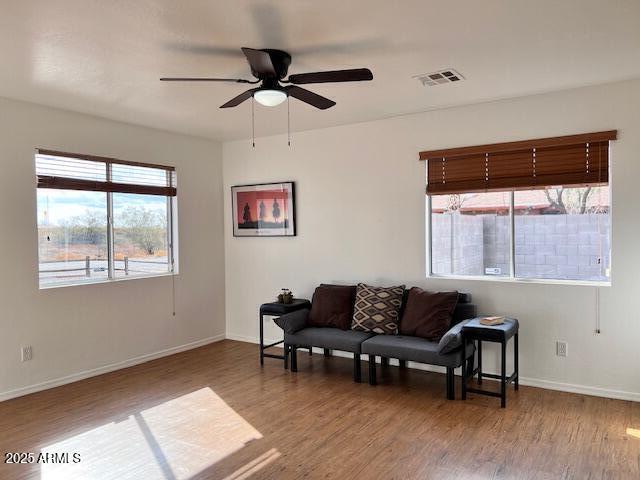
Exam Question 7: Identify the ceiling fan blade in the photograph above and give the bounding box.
[288,68,373,85]
[241,47,277,78]
[220,88,258,108]
[160,77,255,83]
[285,86,335,110]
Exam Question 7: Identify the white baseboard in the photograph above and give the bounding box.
[515,376,640,403]
[225,332,262,344]
[0,334,225,402]
[225,335,640,403]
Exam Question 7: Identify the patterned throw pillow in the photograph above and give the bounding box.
[351,283,405,334]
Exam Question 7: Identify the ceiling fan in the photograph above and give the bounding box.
[160,47,373,109]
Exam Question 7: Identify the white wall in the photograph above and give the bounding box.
[224,79,640,401]
[0,97,225,400]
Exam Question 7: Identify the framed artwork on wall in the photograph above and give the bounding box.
[231,182,296,237]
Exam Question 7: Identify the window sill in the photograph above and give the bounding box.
[39,272,178,290]
[426,274,611,287]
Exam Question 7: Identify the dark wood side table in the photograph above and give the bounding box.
[461,318,519,408]
[259,299,311,366]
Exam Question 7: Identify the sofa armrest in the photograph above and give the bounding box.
[274,308,310,334]
[437,319,472,355]
[452,302,477,325]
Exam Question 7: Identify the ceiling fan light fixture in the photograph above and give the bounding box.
[253,89,287,107]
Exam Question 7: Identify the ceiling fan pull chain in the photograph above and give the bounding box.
[251,96,255,148]
[287,96,291,147]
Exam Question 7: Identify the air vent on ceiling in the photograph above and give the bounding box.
[414,69,464,87]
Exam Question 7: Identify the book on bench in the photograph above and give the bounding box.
[479,316,505,326]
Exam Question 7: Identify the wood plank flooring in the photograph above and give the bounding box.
[0,340,638,479]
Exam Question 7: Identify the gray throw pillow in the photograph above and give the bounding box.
[437,319,472,355]
[274,309,310,334]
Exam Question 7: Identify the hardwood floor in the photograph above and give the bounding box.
[1,340,638,479]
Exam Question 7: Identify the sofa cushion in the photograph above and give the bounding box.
[285,327,374,353]
[351,283,405,334]
[308,284,357,330]
[361,334,474,368]
[399,288,459,341]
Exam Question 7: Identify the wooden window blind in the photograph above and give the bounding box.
[420,131,616,195]
[36,149,176,196]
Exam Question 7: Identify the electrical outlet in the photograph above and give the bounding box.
[556,341,567,357]
[21,345,33,362]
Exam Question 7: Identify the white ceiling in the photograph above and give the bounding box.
[1,0,639,142]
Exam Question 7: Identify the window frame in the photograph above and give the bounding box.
[36,151,178,290]
[425,187,611,287]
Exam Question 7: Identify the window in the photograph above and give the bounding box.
[431,192,510,277]
[514,186,610,281]
[36,150,177,288]
[38,190,109,285]
[112,194,171,278]
[422,131,615,283]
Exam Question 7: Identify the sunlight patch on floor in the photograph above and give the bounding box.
[626,427,640,439]
[40,387,262,480]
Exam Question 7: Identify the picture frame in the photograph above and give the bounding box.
[231,182,296,237]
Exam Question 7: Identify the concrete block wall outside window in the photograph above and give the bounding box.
[429,186,610,283]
